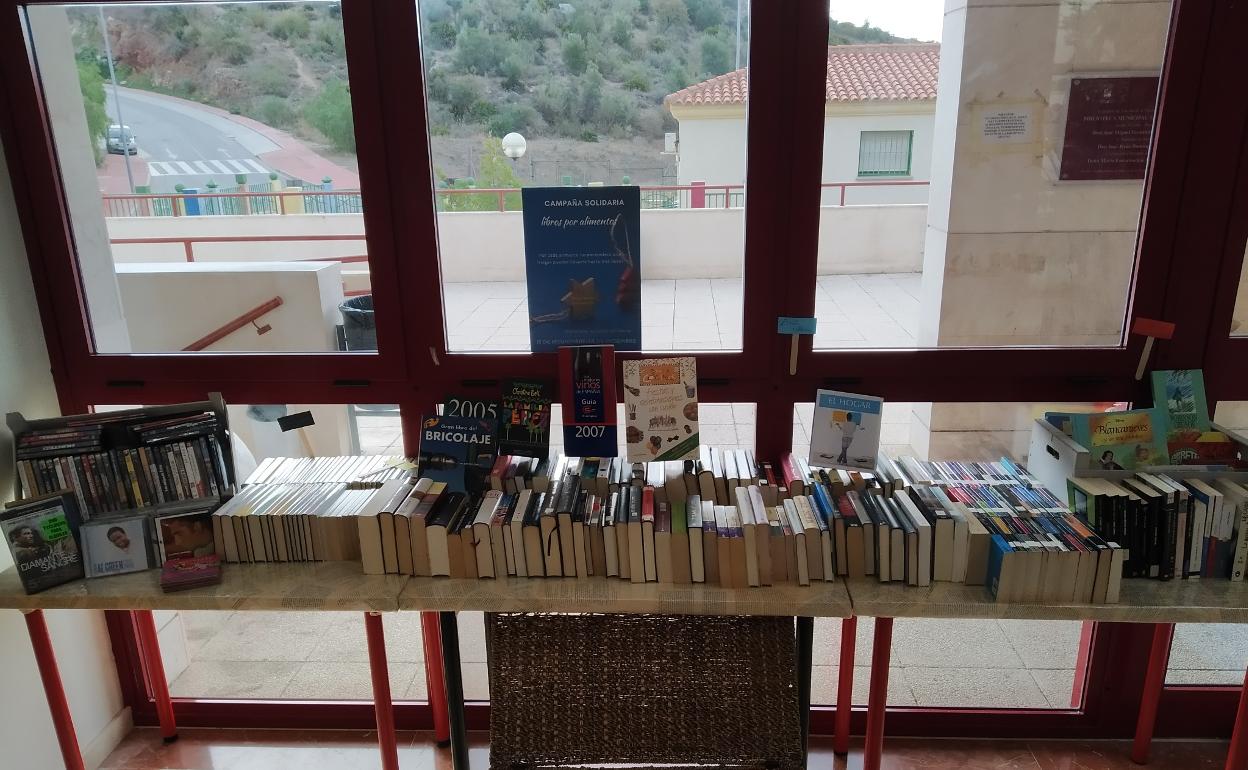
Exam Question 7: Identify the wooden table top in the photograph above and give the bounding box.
[845,577,1248,624]
[2,562,1243,624]
[0,561,406,612]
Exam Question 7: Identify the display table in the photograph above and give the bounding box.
[0,566,852,770]
[844,577,1248,770]
[5,564,1248,770]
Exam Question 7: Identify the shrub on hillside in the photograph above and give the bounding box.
[562,33,588,75]
[487,103,539,137]
[304,80,356,152]
[270,9,310,40]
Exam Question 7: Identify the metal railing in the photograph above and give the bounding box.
[101,180,928,217]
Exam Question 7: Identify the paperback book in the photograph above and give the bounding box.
[498,379,552,458]
[560,345,618,457]
[1149,369,1234,464]
[809,389,883,471]
[521,185,641,352]
[417,415,497,493]
[1,492,85,593]
[82,515,152,577]
[623,357,699,462]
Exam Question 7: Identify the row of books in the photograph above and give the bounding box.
[243,455,411,487]
[339,450,1122,603]
[1069,472,1248,581]
[212,483,389,564]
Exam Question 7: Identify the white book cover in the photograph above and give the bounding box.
[809,389,883,471]
[623,357,700,462]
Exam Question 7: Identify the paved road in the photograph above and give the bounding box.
[105,87,281,193]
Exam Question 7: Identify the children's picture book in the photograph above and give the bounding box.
[1,492,85,593]
[417,414,497,494]
[809,390,883,471]
[521,185,641,352]
[622,357,699,462]
[154,508,216,563]
[498,379,553,458]
[160,554,222,592]
[560,345,618,457]
[1071,409,1167,470]
[82,515,152,578]
[1151,369,1218,464]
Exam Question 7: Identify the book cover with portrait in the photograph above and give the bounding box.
[1,492,84,593]
[623,357,699,462]
[521,186,641,352]
[809,389,883,472]
[82,515,152,578]
[154,507,216,564]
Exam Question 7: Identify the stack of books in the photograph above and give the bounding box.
[212,456,411,563]
[1069,472,1248,582]
[337,448,1126,604]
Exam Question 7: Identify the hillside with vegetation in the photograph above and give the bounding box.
[72,1,911,181]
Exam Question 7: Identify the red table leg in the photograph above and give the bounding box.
[132,610,177,742]
[833,616,857,755]
[23,609,85,770]
[863,617,894,770]
[1224,664,1248,770]
[422,610,451,745]
[364,612,400,770]
[1132,622,1175,764]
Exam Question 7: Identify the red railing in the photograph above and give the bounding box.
[182,296,284,351]
[101,180,929,216]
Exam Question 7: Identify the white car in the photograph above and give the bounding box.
[106,124,137,155]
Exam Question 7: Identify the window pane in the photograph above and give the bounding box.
[419,0,749,353]
[815,1,1171,349]
[28,2,376,353]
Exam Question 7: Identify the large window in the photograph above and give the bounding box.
[3,0,1248,743]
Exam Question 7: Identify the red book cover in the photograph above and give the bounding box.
[160,554,222,592]
[641,485,655,524]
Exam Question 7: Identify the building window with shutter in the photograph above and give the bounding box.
[857,130,913,177]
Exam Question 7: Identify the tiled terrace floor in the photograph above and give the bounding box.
[164,272,1247,704]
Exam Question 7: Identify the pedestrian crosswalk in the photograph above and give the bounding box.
[148,158,271,177]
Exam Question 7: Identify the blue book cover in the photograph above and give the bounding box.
[521,186,641,352]
[417,415,497,494]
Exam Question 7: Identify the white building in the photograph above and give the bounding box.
[665,43,939,205]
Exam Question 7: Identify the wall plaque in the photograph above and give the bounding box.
[1059,76,1159,181]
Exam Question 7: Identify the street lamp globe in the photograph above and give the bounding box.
[501,132,527,160]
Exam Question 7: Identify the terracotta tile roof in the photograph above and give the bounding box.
[665,43,940,107]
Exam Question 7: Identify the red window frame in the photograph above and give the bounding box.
[2,0,1247,743]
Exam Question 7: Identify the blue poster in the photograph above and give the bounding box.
[521,186,641,352]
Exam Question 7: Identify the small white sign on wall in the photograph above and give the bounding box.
[981,108,1034,144]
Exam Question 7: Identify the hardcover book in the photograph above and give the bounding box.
[521,185,641,352]
[1,492,85,593]
[809,389,883,471]
[497,379,552,458]
[1071,410,1167,470]
[622,357,700,462]
[82,515,152,577]
[560,345,618,457]
[417,415,498,494]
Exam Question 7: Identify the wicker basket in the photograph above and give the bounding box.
[485,613,804,769]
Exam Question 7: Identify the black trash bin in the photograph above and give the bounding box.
[339,294,377,351]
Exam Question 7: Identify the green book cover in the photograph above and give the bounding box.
[1151,369,1212,462]
[670,500,687,535]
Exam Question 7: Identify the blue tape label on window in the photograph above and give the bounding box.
[777,316,817,335]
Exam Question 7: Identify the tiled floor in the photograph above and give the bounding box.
[442,273,922,352]
[101,728,1232,769]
